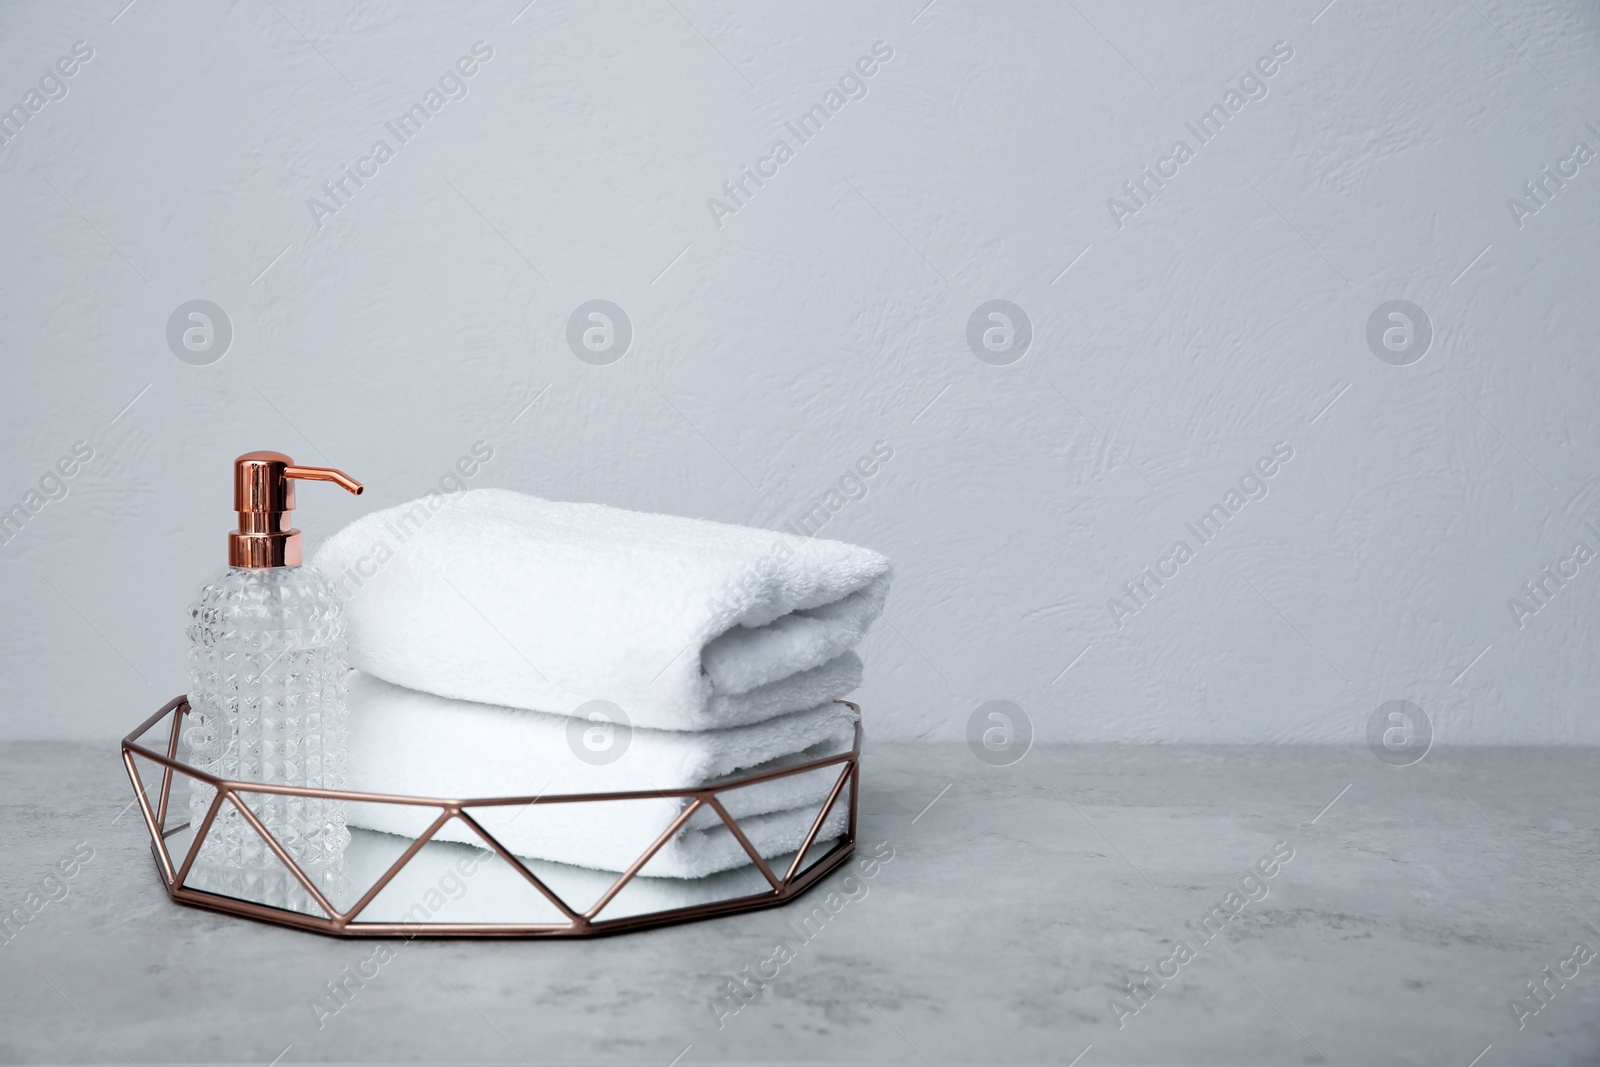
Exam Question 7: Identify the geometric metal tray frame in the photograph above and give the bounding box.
[120,696,859,938]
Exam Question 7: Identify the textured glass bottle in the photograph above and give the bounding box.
[183,452,363,909]
[186,567,350,891]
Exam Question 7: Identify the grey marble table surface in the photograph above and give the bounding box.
[1,740,1596,1067]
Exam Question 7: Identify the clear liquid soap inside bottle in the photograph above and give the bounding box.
[185,451,363,909]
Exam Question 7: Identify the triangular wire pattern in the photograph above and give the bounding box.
[457,794,698,897]
[704,756,851,880]
[582,798,708,921]
[121,701,184,822]
[701,794,782,889]
[174,791,336,919]
[338,808,454,922]
[123,697,862,936]
[451,809,584,921]
[349,813,573,927]
[122,750,177,881]
[783,763,856,884]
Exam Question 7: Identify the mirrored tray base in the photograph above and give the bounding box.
[121,696,859,938]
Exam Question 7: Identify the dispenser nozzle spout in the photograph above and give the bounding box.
[284,466,364,496]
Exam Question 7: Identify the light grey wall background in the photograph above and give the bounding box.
[2,1,1598,744]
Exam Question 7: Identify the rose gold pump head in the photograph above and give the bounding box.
[229,451,364,568]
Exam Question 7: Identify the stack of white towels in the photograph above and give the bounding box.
[313,489,890,880]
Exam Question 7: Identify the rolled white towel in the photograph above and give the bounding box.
[313,488,891,730]
[342,672,857,879]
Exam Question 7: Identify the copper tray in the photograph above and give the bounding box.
[120,696,860,938]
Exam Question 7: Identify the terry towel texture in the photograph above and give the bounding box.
[343,672,856,878]
[314,488,892,731]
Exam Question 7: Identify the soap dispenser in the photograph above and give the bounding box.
[185,451,363,906]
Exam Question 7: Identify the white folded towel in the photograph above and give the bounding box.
[342,672,856,878]
[313,489,891,731]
